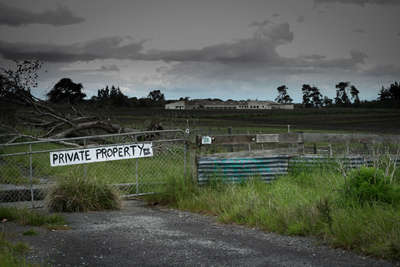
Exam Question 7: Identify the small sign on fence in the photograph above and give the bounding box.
[50,143,153,167]
[201,136,212,145]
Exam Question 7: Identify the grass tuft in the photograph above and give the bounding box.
[46,172,122,212]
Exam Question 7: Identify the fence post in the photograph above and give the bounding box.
[83,138,87,178]
[29,144,34,209]
[135,158,139,194]
[183,141,187,182]
[228,127,233,152]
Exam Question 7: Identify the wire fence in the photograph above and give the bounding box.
[0,130,188,207]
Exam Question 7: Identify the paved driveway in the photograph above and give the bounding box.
[5,200,398,267]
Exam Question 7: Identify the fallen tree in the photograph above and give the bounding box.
[0,60,138,144]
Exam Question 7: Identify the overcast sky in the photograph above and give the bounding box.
[0,0,399,102]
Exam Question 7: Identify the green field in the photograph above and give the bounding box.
[101,107,400,134]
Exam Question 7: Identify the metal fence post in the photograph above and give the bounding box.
[135,158,139,194]
[183,141,187,181]
[29,144,34,208]
[83,138,87,178]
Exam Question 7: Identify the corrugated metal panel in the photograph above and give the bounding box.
[197,154,400,184]
[197,155,289,184]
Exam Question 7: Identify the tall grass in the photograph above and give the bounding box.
[0,232,32,267]
[46,171,122,212]
[145,163,400,260]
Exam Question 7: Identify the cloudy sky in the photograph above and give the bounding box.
[0,0,399,102]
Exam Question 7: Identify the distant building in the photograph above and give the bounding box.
[165,99,294,110]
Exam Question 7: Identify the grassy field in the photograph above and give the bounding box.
[99,107,400,134]
[145,163,400,260]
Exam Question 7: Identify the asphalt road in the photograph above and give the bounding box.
[4,200,399,267]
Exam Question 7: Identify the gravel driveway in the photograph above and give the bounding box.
[4,200,399,267]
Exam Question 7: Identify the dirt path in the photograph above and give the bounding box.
[3,200,399,267]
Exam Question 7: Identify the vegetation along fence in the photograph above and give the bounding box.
[0,129,188,207]
[195,132,400,184]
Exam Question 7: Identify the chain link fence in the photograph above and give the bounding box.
[0,130,188,207]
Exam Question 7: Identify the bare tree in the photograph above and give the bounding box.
[0,60,135,144]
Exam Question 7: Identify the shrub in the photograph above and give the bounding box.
[344,167,400,205]
[46,174,121,212]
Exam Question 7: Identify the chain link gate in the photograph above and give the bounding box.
[0,129,188,208]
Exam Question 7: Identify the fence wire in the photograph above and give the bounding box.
[0,130,187,207]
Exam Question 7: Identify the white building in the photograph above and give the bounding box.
[165,100,294,110]
[165,100,186,110]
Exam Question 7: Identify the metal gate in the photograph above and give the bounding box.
[0,129,188,207]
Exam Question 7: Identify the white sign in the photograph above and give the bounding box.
[201,136,212,145]
[256,134,279,143]
[50,143,153,167]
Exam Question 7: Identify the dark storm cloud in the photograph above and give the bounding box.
[0,21,368,77]
[314,0,400,6]
[0,3,84,27]
[146,23,293,64]
[0,36,145,62]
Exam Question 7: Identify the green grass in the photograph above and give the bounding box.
[145,164,400,260]
[0,206,65,228]
[0,232,32,267]
[46,172,122,212]
[22,229,37,236]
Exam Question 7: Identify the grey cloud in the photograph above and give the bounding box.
[0,22,366,76]
[363,64,400,76]
[99,65,120,72]
[353,28,366,34]
[272,13,280,18]
[249,19,271,28]
[297,16,305,23]
[147,23,293,64]
[0,36,145,62]
[0,3,84,26]
[314,0,400,6]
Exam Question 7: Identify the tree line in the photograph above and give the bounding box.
[45,78,165,107]
[275,82,400,108]
[1,60,399,109]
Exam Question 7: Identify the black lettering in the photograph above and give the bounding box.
[85,150,91,161]
[59,153,64,163]
[52,154,58,164]
[118,147,123,157]
[66,152,73,162]
[79,151,85,160]
[112,147,118,157]
[101,148,107,158]
[143,148,151,156]
[73,152,79,161]
[124,146,130,156]
[96,149,101,159]
[107,148,113,157]
[137,144,144,155]
[130,145,136,156]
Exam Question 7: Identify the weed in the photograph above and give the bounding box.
[0,206,65,227]
[22,229,37,236]
[46,171,122,212]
